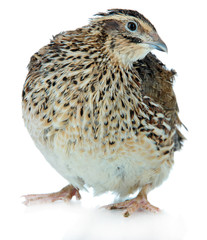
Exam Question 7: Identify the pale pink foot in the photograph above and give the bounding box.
[22,185,81,206]
[104,196,159,217]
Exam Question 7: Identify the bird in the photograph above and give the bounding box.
[22,9,184,217]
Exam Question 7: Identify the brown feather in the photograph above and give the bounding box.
[134,53,185,150]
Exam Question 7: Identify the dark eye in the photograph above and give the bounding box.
[127,22,137,31]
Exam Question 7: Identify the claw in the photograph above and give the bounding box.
[103,195,159,217]
[22,185,81,206]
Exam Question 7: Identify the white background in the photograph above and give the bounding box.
[1,0,207,239]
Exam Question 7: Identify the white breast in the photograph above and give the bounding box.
[36,131,172,197]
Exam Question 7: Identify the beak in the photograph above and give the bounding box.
[147,41,168,52]
[145,33,168,53]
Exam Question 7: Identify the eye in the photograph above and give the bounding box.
[127,22,137,31]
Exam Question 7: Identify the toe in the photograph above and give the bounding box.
[142,203,160,213]
[103,197,160,217]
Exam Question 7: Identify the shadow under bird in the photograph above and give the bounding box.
[22,9,185,217]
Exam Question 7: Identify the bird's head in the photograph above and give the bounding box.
[90,9,167,66]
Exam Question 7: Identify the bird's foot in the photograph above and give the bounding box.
[104,195,159,217]
[22,185,81,206]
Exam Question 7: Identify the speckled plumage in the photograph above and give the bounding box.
[22,9,184,215]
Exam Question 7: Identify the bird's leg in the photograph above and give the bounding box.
[104,185,159,217]
[23,184,81,206]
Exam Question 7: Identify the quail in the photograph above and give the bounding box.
[22,9,184,217]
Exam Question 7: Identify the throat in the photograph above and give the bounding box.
[102,36,150,67]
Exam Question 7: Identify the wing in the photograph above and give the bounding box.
[133,53,185,151]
